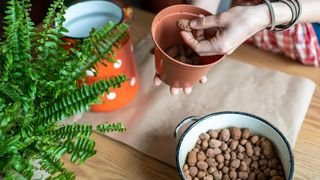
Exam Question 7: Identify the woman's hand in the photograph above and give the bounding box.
[180,5,270,56]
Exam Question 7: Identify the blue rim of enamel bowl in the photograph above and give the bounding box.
[175,111,294,180]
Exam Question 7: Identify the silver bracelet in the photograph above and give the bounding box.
[263,0,276,31]
[273,0,301,31]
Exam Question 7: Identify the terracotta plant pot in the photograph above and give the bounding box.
[151,5,224,88]
[62,0,139,112]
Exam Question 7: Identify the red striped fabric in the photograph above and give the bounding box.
[231,0,320,67]
[247,24,320,67]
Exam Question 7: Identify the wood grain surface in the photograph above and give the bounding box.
[63,8,320,180]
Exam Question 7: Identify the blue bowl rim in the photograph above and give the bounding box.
[175,111,294,180]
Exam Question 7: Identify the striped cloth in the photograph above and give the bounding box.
[231,0,320,67]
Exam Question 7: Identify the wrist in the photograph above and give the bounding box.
[254,2,293,30]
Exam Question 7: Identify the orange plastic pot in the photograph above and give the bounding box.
[63,0,139,112]
[151,5,225,88]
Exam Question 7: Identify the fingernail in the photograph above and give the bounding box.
[200,76,208,84]
[183,87,192,94]
[170,88,179,95]
[190,20,197,28]
[153,76,162,86]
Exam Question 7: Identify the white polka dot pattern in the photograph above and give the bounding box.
[130,77,136,86]
[114,59,122,69]
[86,69,96,76]
[107,92,117,100]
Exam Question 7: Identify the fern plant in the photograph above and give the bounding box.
[0,0,128,179]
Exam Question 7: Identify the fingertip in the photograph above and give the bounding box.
[190,16,205,29]
[180,31,193,38]
[183,87,192,94]
[170,87,179,95]
[190,20,197,28]
[180,31,199,50]
[153,75,162,86]
[199,76,208,84]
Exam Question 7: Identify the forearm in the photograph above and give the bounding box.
[255,0,320,29]
[299,0,320,23]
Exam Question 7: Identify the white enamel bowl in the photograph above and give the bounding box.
[62,0,123,38]
[174,111,294,180]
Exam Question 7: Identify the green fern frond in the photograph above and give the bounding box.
[38,154,75,179]
[17,0,34,61]
[1,0,24,79]
[36,75,127,126]
[68,22,129,83]
[96,123,126,133]
[47,170,75,180]
[0,0,128,179]
[2,153,34,180]
[87,22,128,64]
[0,101,22,130]
[3,169,27,180]
[35,0,67,60]
[48,124,93,140]
[0,83,22,101]
[41,0,65,30]
[63,137,96,164]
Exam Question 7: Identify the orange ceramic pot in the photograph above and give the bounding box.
[63,0,139,112]
[151,5,225,88]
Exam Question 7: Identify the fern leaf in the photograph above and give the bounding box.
[0,83,22,101]
[1,0,23,75]
[36,75,127,127]
[48,124,93,140]
[37,154,75,179]
[64,137,96,164]
[67,22,129,83]
[96,123,126,133]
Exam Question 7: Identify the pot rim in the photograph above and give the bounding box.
[175,111,294,180]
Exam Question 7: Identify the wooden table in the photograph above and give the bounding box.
[63,8,320,180]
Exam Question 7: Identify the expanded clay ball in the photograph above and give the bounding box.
[197,151,206,161]
[219,129,230,142]
[230,140,239,150]
[209,139,222,148]
[197,161,209,170]
[230,127,241,140]
[208,129,218,139]
[245,142,254,156]
[187,151,197,166]
[177,19,192,32]
[164,45,179,59]
[242,128,251,139]
[182,127,285,180]
[164,44,201,65]
[220,143,228,151]
[189,166,198,177]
